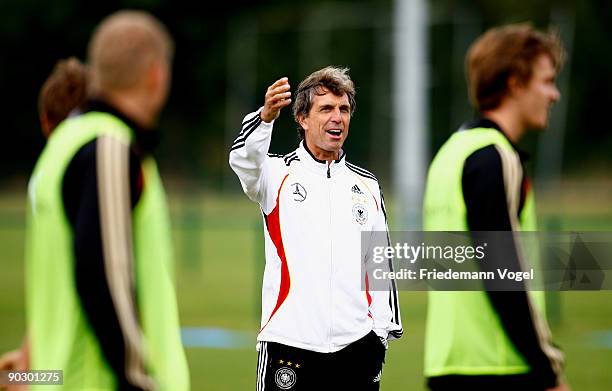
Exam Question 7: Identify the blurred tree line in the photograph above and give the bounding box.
[0,0,609,191]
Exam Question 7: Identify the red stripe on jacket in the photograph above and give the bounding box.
[260,174,290,332]
[365,273,373,318]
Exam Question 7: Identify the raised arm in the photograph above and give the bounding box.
[229,77,291,204]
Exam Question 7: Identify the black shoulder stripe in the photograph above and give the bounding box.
[285,156,300,166]
[283,152,297,164]
[348,168,376,181]
[265,152,299,166]
[230,116,263,150]
[230,142,245,152]
[241,111,260,127]
[346,161,375,176]
[346,162,376,178]
[233,116,262,145]
[346,162,377,181]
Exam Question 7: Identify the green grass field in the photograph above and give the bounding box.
[1,188,611,390]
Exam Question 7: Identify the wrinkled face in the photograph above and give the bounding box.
[516,54,560,131]
[299,88,351,160]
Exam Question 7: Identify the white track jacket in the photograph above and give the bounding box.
[229,109,403,353]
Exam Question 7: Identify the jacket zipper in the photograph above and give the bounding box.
[327,161,333,350]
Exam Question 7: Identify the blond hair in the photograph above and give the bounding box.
[88,10,173,93]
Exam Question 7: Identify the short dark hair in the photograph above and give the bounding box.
[466,23,565,111]
[293,66,356,139]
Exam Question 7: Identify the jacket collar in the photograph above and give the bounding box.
[85,98,161,155]
[459,117,529,162]
[296,140,346,176]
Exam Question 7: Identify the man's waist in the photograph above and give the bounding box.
[257,326,372,353]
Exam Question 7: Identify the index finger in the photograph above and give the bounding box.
[270,77,289,89]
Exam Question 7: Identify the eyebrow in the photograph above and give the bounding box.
[319,103,350,110]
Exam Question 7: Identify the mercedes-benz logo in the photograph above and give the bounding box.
[291,183,307,202]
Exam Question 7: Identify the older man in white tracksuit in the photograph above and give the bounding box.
[229,66,402,390]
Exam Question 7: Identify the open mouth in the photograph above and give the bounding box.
[326,130,342,137]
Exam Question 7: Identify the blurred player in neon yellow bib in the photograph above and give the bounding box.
[423,23,568,391]
[22,11,189,390]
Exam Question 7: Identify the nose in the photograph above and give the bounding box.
[551,85,561,103]
[330,108,342,123]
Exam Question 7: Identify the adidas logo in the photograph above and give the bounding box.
[351,184,364,194]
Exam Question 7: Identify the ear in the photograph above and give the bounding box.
[39,111,52,137]
[146,61,164,90]
[297,113,308,131]
[507,74,525,97]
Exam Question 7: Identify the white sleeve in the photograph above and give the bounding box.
[228,109,274,205]
[366,189,403,345]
